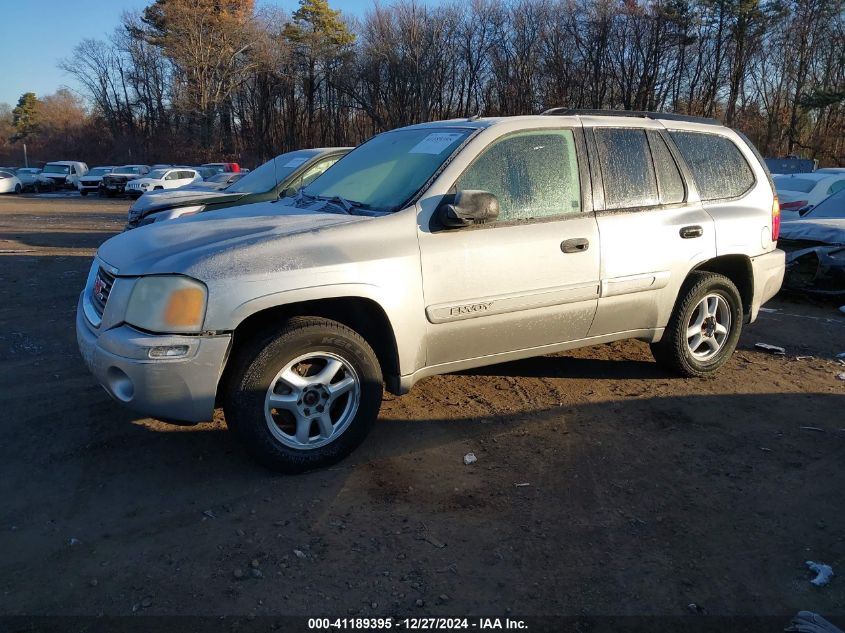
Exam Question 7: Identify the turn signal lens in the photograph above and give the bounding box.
[772,196,781,242]
[164,287,206,327]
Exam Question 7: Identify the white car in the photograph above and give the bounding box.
[77,166,115,196]
[41,161,89,189]
[126,168,202,198]
[773,173,845,217]
[0,170,23,194]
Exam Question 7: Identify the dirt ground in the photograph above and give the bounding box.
[1,195,844,627]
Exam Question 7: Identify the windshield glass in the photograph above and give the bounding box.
[87,167,112,177]
[17,168,39,174]
[302,128,472,212]
[44,164,70,174]
[805,189,845,219]
[147,169,168,180]
[774,177,817,193]
[114,166,141,175]
[225,151,315,194]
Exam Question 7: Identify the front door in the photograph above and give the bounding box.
[417,128,601,367]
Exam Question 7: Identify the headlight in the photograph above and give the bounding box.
[140,183,149,189]
[125,276,207,333]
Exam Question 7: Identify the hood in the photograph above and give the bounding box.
[129,188,248,217]
[104,173,139,182]
[98,201,370,277]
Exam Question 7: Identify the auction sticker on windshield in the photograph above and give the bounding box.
[409,133,464,155]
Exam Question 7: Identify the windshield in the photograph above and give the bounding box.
[805,189,845,220]
[87,167,112,177]
[302,128,472,212]
[774,177,818,193]
[225,151,315,194]
[147,169,168,180]
[44,164,70,174]
[17,168,40,174]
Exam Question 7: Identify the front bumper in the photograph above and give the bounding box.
[748,248,786,322]
[76,295,231,423]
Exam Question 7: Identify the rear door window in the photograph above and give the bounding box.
[594,128,659,209]
[670,131,755,201]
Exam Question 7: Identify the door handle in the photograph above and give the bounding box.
[561,238,590,253]
[680,225,703,239]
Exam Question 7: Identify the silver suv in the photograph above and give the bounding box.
[77,111,785,472]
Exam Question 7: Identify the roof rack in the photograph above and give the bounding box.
[541,108,721,126]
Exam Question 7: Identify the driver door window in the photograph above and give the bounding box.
[455,130,581,223]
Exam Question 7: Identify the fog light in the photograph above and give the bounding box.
[148,345,189,359]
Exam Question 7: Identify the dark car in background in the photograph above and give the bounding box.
[101,165,151,197]
[126,148,349,229]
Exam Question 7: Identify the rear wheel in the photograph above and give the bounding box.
[650,272,743,377]
[14,183,21,194]
[224,317,383,473]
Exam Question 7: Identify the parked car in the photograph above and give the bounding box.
[125,168,203,198]
[793,188,845,222]
[181,172,245,191]
[0,170,23,194]
[773,173,845,216]
[78,111,784,472]
[201,162,241,175]
[41,161,89,189]
[14,167,52,192]
[125,148,349,229]
[77,166,116,196]
[101,165,151,197]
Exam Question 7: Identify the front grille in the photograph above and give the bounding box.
[90,266,116,318]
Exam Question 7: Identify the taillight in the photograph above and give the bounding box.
[779,199,807,211]
[772,196,780,242]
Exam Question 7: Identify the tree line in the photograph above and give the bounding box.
[2,0,843,168]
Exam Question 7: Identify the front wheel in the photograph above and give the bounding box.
[224,317,383,473]
[80,190,88,196]
[650,272,743,377]
[14,183,21,194]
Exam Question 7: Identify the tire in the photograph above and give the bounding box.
[650,272,743,377]
[223,317,383,473]
[14,184,21,194]
[106,191,115,198]
[80,190,88,196]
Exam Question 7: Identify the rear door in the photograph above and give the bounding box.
[587,124,716,336]
[417,127,601,366]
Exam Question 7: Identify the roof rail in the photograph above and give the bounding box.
[541,108,721,126]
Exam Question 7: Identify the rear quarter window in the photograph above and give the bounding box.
[670,131,755,201]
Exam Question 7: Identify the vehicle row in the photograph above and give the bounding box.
[0,161,245,196]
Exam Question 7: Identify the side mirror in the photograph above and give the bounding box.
[437,190,500,228]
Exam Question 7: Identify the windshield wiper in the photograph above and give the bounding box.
[316,195,369,215]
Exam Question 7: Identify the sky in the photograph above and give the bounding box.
[0,0,391,108]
